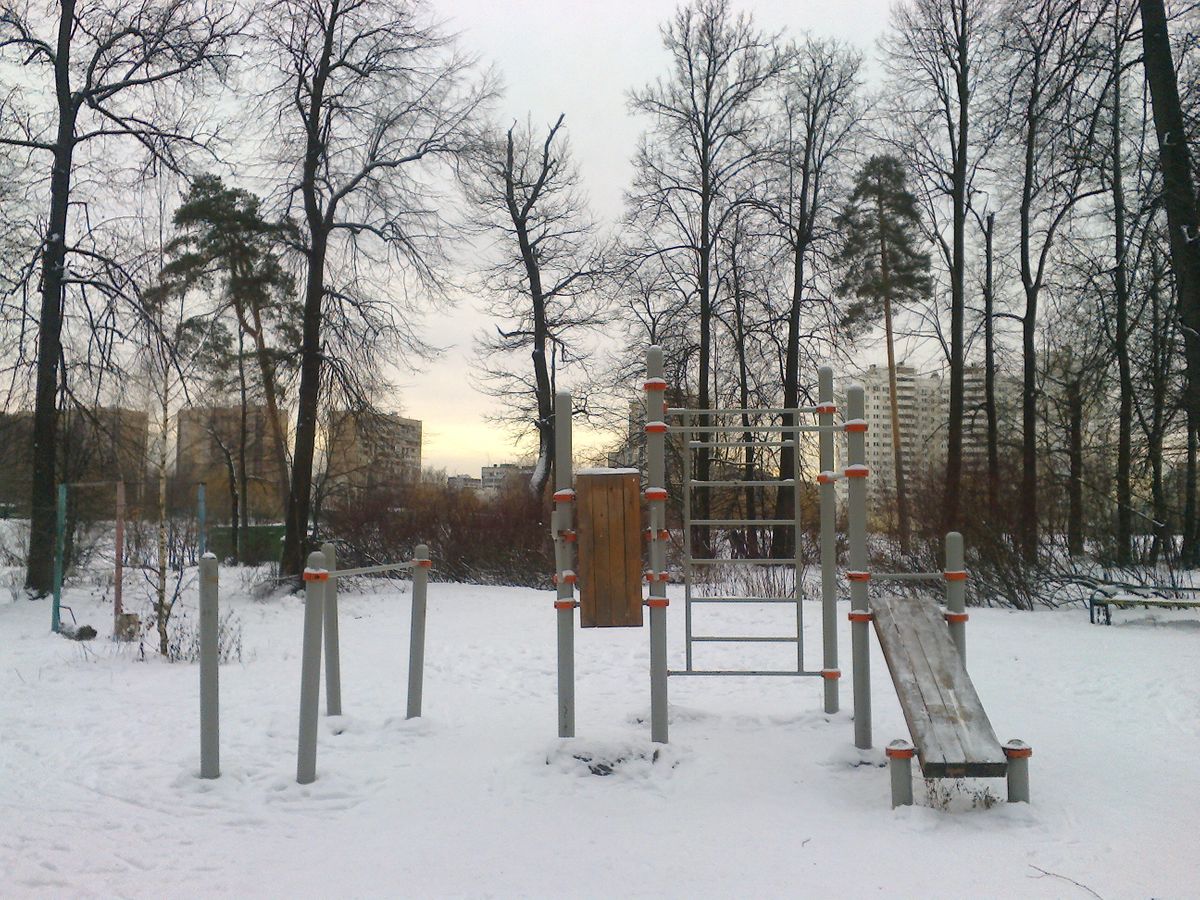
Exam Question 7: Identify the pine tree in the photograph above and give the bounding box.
[159,175,300,537]
[836,155,931,552]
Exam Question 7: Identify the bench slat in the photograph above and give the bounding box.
[871,593,1007,778]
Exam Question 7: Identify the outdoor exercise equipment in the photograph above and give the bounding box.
[50,479,127,639]
[195,543,433,784]
[553,347,1030,806]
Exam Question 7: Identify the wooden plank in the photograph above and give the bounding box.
[871,593,1007,778]
[578,471,642,628]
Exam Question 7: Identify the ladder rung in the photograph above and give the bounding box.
[690,558,796,566]
[689,597,796,604]
[668,407,819,416]
[689,518,795,526]
[669,670,821,677]
[691,635,800,643]
[689,441,795,449]
[691,480,795,487]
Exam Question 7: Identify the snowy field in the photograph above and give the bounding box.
[2,566,1199,899]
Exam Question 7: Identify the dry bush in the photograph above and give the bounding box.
[325,479,554,586]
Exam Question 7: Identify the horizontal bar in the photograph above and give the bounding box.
[688,441,795,448]
[688,597,797,604]
[688,518,795,526]
[676,425,838,434]
[690,480,795,488]
[691,635,800,643]
[669,670,822,677]
[668,407,819,416]
[689,558,796,566]
[871,571,942,582]
[330,561,415,578]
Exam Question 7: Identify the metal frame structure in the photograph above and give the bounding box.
[665,363,842,716]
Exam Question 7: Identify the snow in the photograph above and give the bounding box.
[2,569,1199,898]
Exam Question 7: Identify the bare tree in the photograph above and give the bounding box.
[996,0,1110,561]
[258,0,492,578]
[760,35,861,554]
[465,115,607,497]
[0,0,238,595]
[884,0,991,535]
[627,0,785,542]
[1139,0,1200,565]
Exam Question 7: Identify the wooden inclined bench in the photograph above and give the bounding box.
[1088,584,1200,625]
[869,593,1028,804]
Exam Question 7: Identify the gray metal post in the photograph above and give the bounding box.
[847,384,872,750]
[52,483,66,633]
[553,390,576,738]
[818,365,839,713]
[886,739,914,807]
[199,553,219,779]
[646,346,669,744]
[1004,740,1032,803]
[297,550,326,785]
[944,531,967,664]
[321,541,342,716]
[407,544,430,719]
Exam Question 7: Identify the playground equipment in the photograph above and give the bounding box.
[196,542,432,784]
[50,479,127,639]
[552,347,1029,806]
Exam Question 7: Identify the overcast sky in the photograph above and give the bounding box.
[405,0,897,476]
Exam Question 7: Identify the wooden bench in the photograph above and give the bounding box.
[870,593,1009,785]
[1089,585,1200,625]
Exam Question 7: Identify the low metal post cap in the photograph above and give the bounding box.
[1003,739,1033,759]
[886,739,915,759]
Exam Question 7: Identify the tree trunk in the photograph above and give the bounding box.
[983,213,999,523]
[1019,73,1042,565]
[943,2,970,538]
[1112,34,1133,565]
[1140,0,1200,566]
[878,188,910,552]
[1067,379,1084,557]
[280,232,328,577]
[25,2,78,596]
[773,231,805,559]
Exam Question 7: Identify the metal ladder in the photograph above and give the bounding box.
[668,407,824,678]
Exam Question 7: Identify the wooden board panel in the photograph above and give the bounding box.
[577,471,643,628]
[870,593,1007,778]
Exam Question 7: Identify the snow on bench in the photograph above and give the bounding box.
[870,592,1007,779]
[1088,585,1200,625]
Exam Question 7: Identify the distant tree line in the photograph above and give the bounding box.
[2,0,1199,598]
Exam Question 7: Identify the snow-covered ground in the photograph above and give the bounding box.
[2,565,1198,898]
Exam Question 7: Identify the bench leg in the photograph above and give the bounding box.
[1004,739,1032,803]
[886,740,915,808]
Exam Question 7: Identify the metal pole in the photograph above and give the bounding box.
[52,483,66,633]
[114,480,125,639]
[792,429,803,674]
[682,415,693,672]
[818,366,839,713]
[199,553,219,779]
[553,390,576,738]
[1004,740,1032,803]
[646,346,669,744]
[886,740,914,807]
[407,544,430,719]
[944,531,967,664]
[297,550,326,785]
[847,384,872,750]
[197,482,207,557]
[321,541,342,716]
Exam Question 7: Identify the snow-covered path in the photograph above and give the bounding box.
[2,575,1198,898]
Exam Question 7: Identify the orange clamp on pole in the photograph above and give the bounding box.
[303,569,329,582]
[848,611,874,623]
[847,571,871,582]
[943,570,968,581]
